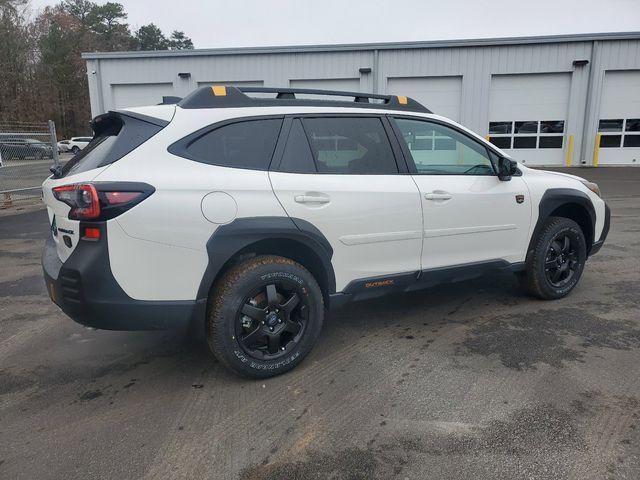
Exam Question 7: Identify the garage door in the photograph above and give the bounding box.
[112,83,175,109]
[596,70,640,165]
[386,76,462,122]
[488,73,571,166]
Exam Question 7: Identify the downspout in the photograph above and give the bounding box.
[373,49,380,94]
[95,59,105,115]
[579,40,599,165]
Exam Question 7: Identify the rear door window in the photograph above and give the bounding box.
[301,117,398,174]
[180,118,283,170]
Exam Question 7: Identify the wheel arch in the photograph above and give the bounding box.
[196,217,336,311]
[527,188,596,259]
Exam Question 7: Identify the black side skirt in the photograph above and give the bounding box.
[336,259,524,304]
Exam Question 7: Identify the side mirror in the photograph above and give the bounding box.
[497,157,518,181]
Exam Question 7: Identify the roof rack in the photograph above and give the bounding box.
[178,85,431,113]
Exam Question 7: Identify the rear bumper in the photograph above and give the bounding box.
[42,229,202,331]
[589,203,610,257]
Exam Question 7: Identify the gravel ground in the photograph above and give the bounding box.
[0,167,639,480]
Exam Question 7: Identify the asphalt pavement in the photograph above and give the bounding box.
[0,167,639,479]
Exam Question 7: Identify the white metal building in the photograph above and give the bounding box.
[83,32,640,166]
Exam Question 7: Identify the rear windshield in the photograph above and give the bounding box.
[60,112,165,177]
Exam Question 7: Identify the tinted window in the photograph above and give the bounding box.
[513,136,537,149]
[186,119,282,170]
[279,119,316,173]
[539,136,563,149]
[395,118,494,175]
[600,135,621,148]
[61,113,164,178]
[623,135,640,147]
[598,119,623,132]
[625,119,640,132]
[540,121,564,133]
[302,117,397,174]
[489,122,512,134]
[514,121,538,134]
[489,137,511,149]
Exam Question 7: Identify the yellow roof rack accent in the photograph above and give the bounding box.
[211,86,227,96]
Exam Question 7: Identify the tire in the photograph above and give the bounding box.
[207,255,324,378]
[71,146,79,154]
[519,216,587,300]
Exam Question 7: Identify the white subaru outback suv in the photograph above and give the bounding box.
[42,86,610,378]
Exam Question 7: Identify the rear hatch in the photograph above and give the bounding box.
[42,110,170,262]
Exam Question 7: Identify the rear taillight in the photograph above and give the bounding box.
[53,182,154,221]
[53,184,100,220]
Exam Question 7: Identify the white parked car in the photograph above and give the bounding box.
[67,137,92,154]
[57,140,71,152]
[41,86,610,378]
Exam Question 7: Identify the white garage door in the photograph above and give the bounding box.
[386,76,462,122]
[488,73,571,166]
[112,83,175,109]
[596,70,640,165]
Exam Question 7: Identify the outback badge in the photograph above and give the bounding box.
[516,194,525,204]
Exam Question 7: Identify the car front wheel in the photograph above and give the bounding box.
[207,255,324,378]
[519,216,587,300]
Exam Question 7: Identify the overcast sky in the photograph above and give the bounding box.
[28,0,640,49]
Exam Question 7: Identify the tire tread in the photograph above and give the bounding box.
[520,216,585,300]
[208,255,322,378]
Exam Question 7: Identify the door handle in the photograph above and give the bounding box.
[424,192,452,201]
[294,194,330,204]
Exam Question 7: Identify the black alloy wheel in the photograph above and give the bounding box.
[519,216,587,300]
[207,255,324,378]
[544,232,579,287]
[236,282,308,360]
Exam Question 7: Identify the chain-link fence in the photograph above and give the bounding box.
[0,120,60,209]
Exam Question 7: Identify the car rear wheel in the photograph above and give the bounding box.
[71,146,79,154]
[519,216,586,300]
[207,255,324,378]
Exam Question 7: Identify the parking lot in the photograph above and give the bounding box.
[0,167,639,479]
[0,153,73,204]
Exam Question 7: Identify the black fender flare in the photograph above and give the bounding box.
[527,188,596,258]
[195,216,336,301]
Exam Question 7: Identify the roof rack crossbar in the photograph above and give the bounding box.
[238,86,393,102]
[178,85,431,113]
